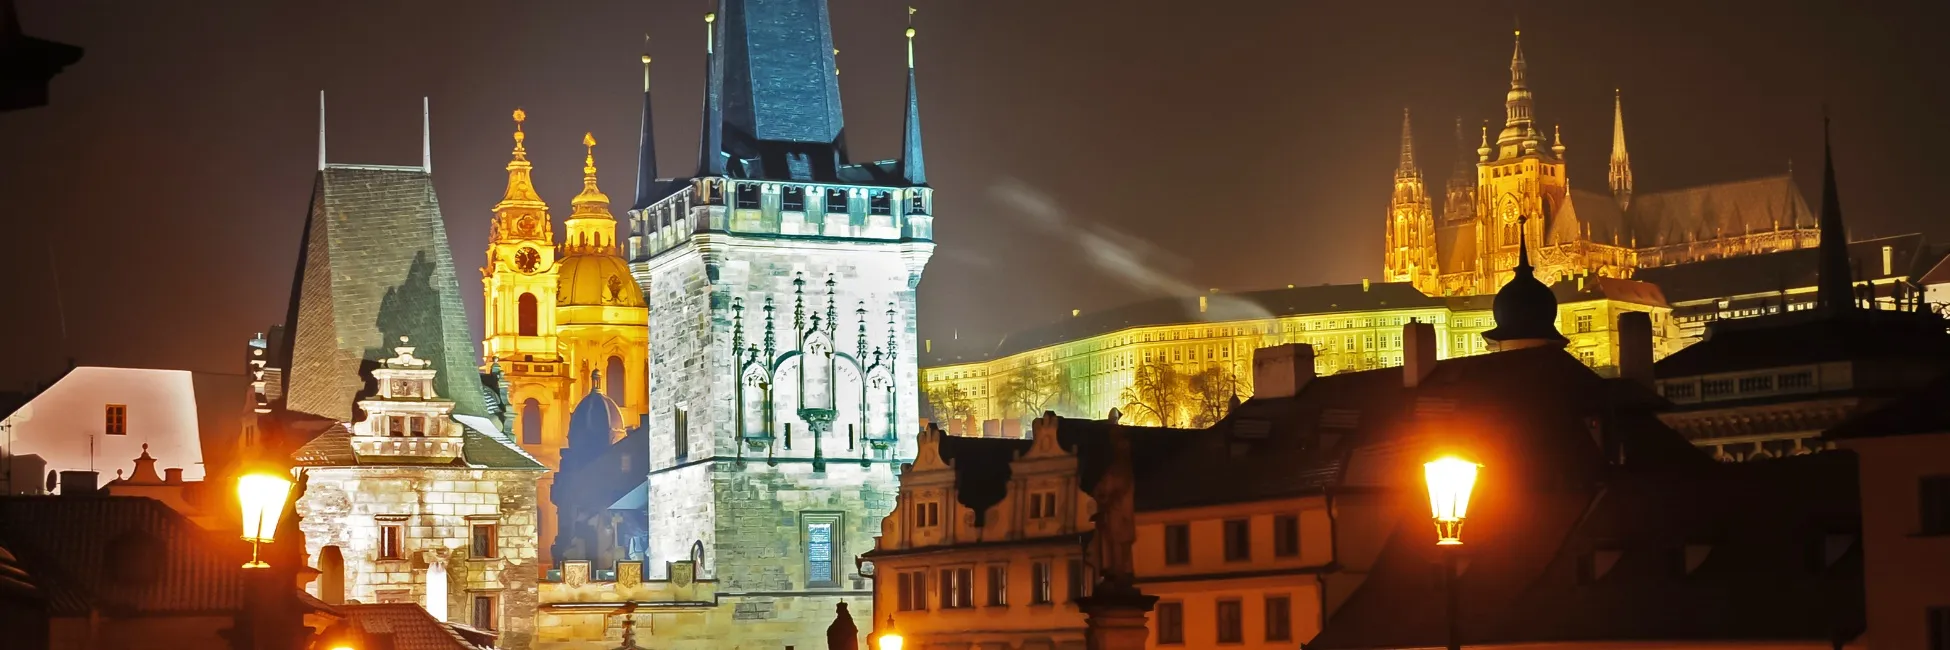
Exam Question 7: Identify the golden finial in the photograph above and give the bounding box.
[512,108,528,154]
[906,6,917,68]
[571,131,611,214]
[705,11,715,23]
[583,132,598,176]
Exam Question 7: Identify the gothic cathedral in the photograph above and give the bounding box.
[1390,31,1819,297]
[481,109,650,565]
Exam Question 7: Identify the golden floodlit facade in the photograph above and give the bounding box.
[480,110,649,567]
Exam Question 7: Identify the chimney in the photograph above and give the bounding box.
[164,468,184,484]
[1619,312,1654,387]
[1404,320,1438,388]
[58,470,99,496]
[1251,344,1316,400]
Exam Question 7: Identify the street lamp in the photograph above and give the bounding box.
[237,471,293,569]
[877,615,904,650]
[1423,455,1479,650]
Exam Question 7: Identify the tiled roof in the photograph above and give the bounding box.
[1309,454,1862,649]
[0,496,252,615]
[1633,234,1929,305]
[1549,276,1668,308]
[330,603,495,650]
[1626,174,1814,246]
[279,167,487,422]
[1655,308,1950,379]
[924,283,1447,365]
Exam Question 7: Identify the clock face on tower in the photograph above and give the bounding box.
[515,247,541,273]
[1499,194,1520,224]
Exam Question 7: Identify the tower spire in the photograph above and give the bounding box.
[1395,108,1419,180]
[1609,89,1634,211]
[1443,116,1477,224]
[634,38,660,208]
[422,96,432,173]
[1497,28,1536,156]
[494,109,547,215]
[318,90,326,170]
[1816,115,1853,313]
[696,8,726,176]
[566,132,617,254]
[901,6,926,186]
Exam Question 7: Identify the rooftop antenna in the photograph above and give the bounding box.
[318,90,327,170]
[421,96,432,173]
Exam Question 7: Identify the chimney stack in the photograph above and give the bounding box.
[164,468,184,484]
[57,470,99,496]
[1404,320,1438,388]
[1251,344,1316,400]
[1619,312,1654,387]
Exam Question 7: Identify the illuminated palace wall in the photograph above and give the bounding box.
[922,280,1677,431]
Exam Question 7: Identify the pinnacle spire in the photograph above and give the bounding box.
[696,9,726,176]
[567,132,618,255]
[1497,28,1537,156]
[318,90,326,170]
[1816,115,1853,313]
[493,108,547,213]
[1609,89,1633,211]
[422,96,432,173]
[634,39,660,209]
[1396,108,1419,180]
[1516,215,1533,272]
[901,6,926,186]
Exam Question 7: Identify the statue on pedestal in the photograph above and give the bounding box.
[1089,425,1138,594]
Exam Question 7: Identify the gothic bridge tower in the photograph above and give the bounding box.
[624,2,933,646]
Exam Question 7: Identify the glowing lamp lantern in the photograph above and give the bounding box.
[1423,456,1480,546]
[877,616,904,650]
[237,472,294,568]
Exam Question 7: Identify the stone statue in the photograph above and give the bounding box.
[1089,426,1137,592]
[826,602,859,650]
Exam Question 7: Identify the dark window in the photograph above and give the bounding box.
[825,189,850,213]
[986,564,1008,606]
[1164,524,1191,566]
[378,524,404,560]
[472,594,497,631]
[408,417,426,437]
[939,568,973,609]
[105,404,127,435]
[1738,375,1775,393]
[470,523,497,558]
[518,293,539,336]
[1156,602,1185,645]
[1920,475,1950,535]
[782,186,805,212]
[1663,383,1697,399]
[1274,515,1300,558]
[869,191,893,216]
[1780,371,1815,390]
[606,356,627,400]
[674,408,689,461]
[1031,561,1052,604]
[896,571,927,611]
[735,183,761,209]
[916,501,940,528]
[1265,595,1292,641]
[520,398,543,445]
[1930,607,1950,650]
[1701,379,1735,398]
[1223,519,1251,562]
[1216,599,1244,644]
[1066,558,1092,601]
[388,416,406,437]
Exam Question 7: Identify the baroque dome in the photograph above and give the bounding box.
[567,375,625,449]
[556,252,645,308]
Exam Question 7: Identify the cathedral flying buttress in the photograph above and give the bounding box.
[729,273,903,469]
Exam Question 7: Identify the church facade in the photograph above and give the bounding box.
[480,111,650,568]
[1386,31,1819,297]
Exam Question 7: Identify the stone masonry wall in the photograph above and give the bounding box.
[297,466,542,650]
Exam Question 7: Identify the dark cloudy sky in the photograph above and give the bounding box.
[4,0,1949,386]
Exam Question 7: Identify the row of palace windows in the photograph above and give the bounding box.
[1162,516,1302,566]
[1155,595,1294,645]
[894,559,1094,611]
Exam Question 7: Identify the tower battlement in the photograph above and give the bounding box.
[628,176,934,262]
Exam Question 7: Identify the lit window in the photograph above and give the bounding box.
[986,564,1008,606]
[804,513,843,588]
[939,567,973,609]
[1576,313,1594,333]
[378,523,405,560]
[1030,561,1053,604]
[1066,558,1093,601]
[105,405,127,436]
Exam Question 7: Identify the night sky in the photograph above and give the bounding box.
[4,0,1949,387]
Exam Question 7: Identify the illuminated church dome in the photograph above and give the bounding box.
[1483,221,1567,348]
[557,133,647,309]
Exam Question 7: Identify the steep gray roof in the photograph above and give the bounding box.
[278,166,487,421]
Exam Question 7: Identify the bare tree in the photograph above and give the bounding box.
[924,383,977,433]
[1186,366,1246,428]
[1118,362,1186,427]
[997,363,1075,421]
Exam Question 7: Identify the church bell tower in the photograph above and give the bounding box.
[1475,30,1569,293]
[1383,109,1437,293]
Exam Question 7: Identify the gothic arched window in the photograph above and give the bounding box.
[518,293,539,337]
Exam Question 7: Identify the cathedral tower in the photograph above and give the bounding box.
[1475,30,1569,294]
[1443,116,1477,224]
[1384,109,1437,293]
[1609,89,1634,211]
[624,2,933,646]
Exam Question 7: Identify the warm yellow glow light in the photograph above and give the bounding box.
[329,646,356,650]
[1424,456,1480,546]
[238,472,294,568]
[878,626,904,650]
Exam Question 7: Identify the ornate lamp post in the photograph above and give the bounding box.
[237,472,293,569]
[1423,456,1480,650]
[876,616,903,650]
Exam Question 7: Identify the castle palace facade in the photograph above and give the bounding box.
[1383,31,1818,297]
